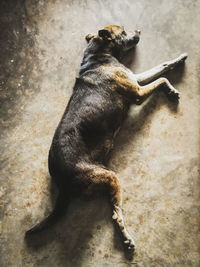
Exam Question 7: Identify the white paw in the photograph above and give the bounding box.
[124,238,135,252]
[180,53,188,62]
[168,88,180,100]
[112,211,118,220]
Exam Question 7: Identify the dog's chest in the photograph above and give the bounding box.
[99,65,138,93]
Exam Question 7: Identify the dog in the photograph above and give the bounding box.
[26,25,187,255]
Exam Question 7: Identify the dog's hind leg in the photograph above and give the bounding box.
[76,162,135,253]
[25,189,69,236]
[135,53,187,84]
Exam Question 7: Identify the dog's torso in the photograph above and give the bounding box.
[48,61,137,188]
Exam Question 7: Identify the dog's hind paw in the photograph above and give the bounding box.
[124,238,135,253]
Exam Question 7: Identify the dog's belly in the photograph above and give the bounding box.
[78,100,125,162]
[84,132,114,162]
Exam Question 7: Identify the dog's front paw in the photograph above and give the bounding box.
[179,53,188,62]
[124,238,135,253]
[168,88,180,102]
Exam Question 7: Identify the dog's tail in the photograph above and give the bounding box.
[25,191,69,236]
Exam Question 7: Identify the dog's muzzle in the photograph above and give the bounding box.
[123,29,141,50]
[132,29,141,44]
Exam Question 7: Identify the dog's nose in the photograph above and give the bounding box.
[135,29,141,35]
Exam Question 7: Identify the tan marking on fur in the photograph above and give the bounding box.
[85,33,95,42]
[112,70,139,94]
[104,25,124,38]
[75,162,121,205]
[82,75,98,85]
[98,65,140,96]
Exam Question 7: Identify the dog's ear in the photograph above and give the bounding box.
[98,29,112,41]
[85,34,95,43]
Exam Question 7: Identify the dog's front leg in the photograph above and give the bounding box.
[115,70,179,105]
[135,77,180,104]
[135,53,187,85]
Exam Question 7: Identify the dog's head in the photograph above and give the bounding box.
[85,25,140,53]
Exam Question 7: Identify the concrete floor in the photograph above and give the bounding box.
[0,0,200,266]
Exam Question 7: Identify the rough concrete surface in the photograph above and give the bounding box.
[0,0,200,266]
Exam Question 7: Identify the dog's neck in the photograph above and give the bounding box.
[79,38,119,76]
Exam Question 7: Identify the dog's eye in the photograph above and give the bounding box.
[122,31,127,36]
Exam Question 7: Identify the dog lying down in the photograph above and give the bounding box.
[26,25,187,255]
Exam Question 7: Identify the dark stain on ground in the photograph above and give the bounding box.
[0,0,47,134]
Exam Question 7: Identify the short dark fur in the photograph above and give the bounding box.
[26,25,187,255]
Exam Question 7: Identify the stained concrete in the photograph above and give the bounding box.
[0,0,200,266]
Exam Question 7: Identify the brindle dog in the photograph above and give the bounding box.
[26,25,187,255]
